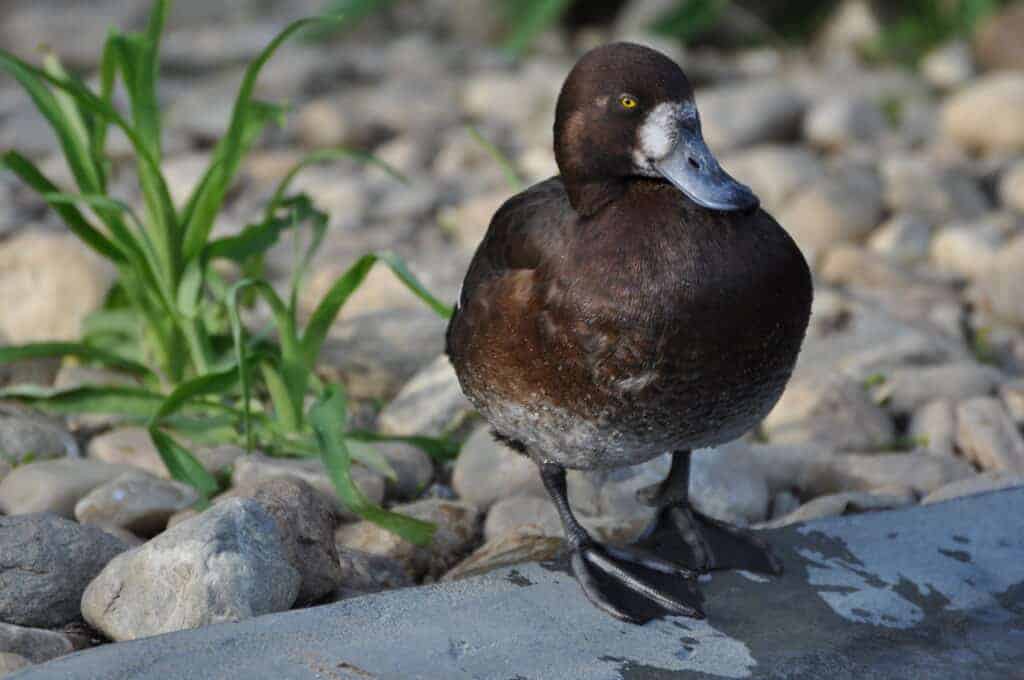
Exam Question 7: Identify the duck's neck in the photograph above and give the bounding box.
[564,178,628,218]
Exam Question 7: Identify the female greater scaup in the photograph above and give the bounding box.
[446,42,813,623]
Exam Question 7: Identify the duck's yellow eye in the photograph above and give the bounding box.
[619,95,638,110]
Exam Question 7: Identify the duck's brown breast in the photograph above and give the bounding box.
[449,181,812,468]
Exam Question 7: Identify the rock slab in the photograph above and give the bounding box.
[15,487,1024,680]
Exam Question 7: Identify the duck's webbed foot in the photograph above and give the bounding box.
[540,462,704,624]
[636,451,783,576]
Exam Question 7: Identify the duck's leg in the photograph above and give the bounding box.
[539,461,704,624]
[636,450,782,575]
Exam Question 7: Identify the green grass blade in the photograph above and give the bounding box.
[113,0,166,161]
[501,0,574,56]
[180,100,286,228]
[300,251,453,366]
[91,30,120,183]
[310,387,435,545]
[259,360,301,432]
[0,51,103,196]
[1,151,123,262]
[204,212,293,262]
[466,126,523,191]
[181,16,331,262]
[149,427,220,499]
[42,53,104,193]
[0,48,178,280]
[283,196,328,315]
[227,279,306,445]
[150,364,240,423]
[346,430,462,462]
[40,191,174,312]
[305,0,394,40]
[265,148,408,219]
[0,384,165,418]
[341,438,397,481]
[0,342,153,377]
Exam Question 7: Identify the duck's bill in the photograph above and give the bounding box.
[654,136,759,212]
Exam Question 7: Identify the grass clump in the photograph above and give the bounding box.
[0,0,455,544]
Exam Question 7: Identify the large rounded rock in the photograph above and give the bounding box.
[0,514,129,627]
[780,163,885,256]
[974,234,1024,325]
[0,459,135,518]
[86,427,168,478]
[869,361,1004,414]
[763,374,895,451]
[483,495,561,541]
[0,403,73,466]
[0,232,114,343]
[376,441,434,501]
[74,471,199,537]
[690,443,771,526]
[230,452,384,521]
[697,82,806,152]
[882,158,989,224]
[804,95,887,151]
[721,145,823,215]
[241,478,342,605]
[81,498,300,641]
[942,73,1024,153]
[377,354,476,439]
[452,425,545,510]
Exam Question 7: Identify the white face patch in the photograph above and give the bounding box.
[633,102,690,174]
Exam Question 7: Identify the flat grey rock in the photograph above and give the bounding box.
[14,487,1024,680]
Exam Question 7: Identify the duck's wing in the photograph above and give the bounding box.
[446,177,572,356]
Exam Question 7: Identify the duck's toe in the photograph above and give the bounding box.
[569,541,705,624]
[640,505,783,576]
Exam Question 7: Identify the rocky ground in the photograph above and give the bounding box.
[1,0,1024,673]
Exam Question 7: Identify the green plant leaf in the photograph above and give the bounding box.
[0,385,165,418]
[0,342,153,377]
[501,0,574,56]
[0,49,101,197]
[0,48,178,283]
[310,386,435,545]
[301,251,453,367]
[340,439,398,482]
[0,151,123,262]
[204,212,294,262]
[150,364,241,424]
[346,430,462,462]
[41,53,103,193]
[111,0,167,161]
[149,427,220,499]
[181,15,332,262]
[227,279,306,445]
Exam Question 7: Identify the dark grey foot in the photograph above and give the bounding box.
[570,540,705,624]
[639,503,783,576]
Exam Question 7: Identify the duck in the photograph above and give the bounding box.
[446,42,813,624]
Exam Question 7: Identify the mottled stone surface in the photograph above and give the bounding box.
[16,488,1024,680]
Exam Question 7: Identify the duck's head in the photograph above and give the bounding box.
[554,42,758,214]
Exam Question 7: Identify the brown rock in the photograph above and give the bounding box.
[974,5,1024,71]
[444,526,566,581]
[333,548,414,601]
[956,397,1024,474]
[336,499,480,582]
